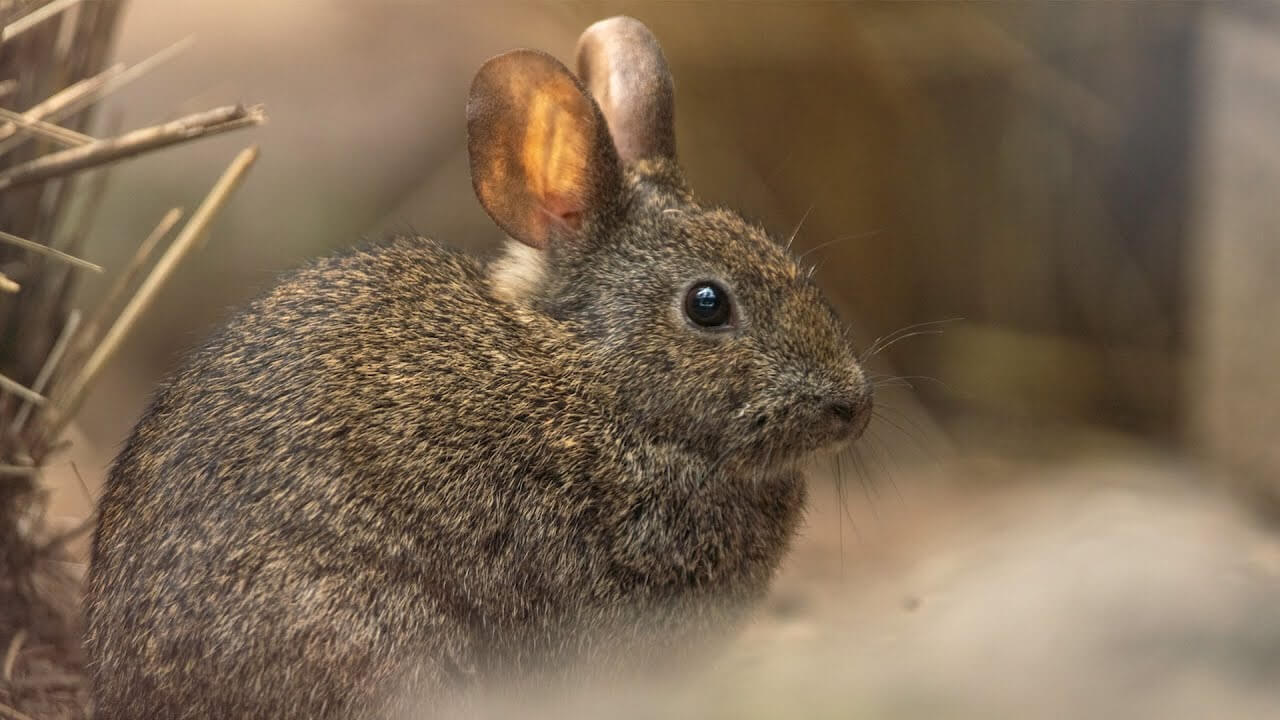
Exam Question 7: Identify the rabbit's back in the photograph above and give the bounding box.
[85,237,601,718]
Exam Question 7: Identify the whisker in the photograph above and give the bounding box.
[831,452,846,574]
[849,445,880,522]
[871,407,944,468]
[860,317,964,361]
[863,329,945,361]
[870,377,918,391]
[875,375,953,391]
[784,202,816,252]
[832,447,864,543]
[865,427,904,504]
[873,403,938,443]
[868,374,957,398]
[795,229,883,262]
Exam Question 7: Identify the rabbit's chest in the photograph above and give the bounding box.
[602,445,807,599]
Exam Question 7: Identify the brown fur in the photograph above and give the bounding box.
[84,17,870,719]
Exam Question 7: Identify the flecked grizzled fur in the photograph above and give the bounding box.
[84,17,871,720]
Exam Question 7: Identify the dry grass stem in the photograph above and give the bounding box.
[2,628,25,682]
[46,146,260,441]
[0,36,192,156]
[9,310,80,437]
[0,63,123,151]
[0,107,93,148]
[53,122,121,287]
[0,104,265,191]
[86,36,196,106]
[0,230,102,272]
[76,207,182,354]
[0,373,45,406]
[0,0,85,43]
[0,5,131,717]
[32,36,196,147]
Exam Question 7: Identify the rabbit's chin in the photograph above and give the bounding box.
[730,436,856,476]
[814,435,862,461]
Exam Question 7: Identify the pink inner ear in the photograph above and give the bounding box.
[543,192,586,232]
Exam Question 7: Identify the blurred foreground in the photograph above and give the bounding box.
[39,432,1280,718]
[407,453,1280,719]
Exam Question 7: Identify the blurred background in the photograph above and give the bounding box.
[54,0,1268,483]
[8,1,1280,717]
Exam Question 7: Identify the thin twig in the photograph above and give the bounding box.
[76,208,183,355]
[0,466,36,478]
[0,104,266,190]
[0,271,17,294]
[47,115,122,316]
[9,310,80,438]
[0,372,46,406]
[74,36,196,119]
[0,36,193,155]
[0,230,102,272]
[46,147,260,441]
[0,0,86,43]
[0,63,123,150]
[2,628,25,682]
[0,79,17,99]
[41,36,195,138]
[0,106,93,147]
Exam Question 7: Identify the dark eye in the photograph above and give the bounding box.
[684,282,732,328]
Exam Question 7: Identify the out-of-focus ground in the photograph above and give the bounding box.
[422,453,1280,719]
[23,1,1280,717]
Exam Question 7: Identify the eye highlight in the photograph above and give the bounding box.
[684,281,732,328]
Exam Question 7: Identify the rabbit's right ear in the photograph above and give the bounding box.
[575,16,677,164]
[468,49,623,250]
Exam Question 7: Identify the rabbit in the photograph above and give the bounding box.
[83,15,872,720]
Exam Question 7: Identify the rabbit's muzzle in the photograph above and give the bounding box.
[810,381,873,450]
[823,386,873,441]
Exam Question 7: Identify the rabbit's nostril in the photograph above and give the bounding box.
[826,400,856,424]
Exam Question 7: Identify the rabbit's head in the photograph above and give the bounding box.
[470,17,870,472]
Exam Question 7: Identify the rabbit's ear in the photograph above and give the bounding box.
[575,16,676,164]
[468,49,622,250]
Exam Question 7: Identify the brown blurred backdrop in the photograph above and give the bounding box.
[66,1,1265,483]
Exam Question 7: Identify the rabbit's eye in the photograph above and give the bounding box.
[684,282,732,328]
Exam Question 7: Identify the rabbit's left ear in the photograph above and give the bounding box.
[467,49,622,250]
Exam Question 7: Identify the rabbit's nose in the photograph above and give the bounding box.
[824,386,872,439]
[825,400,857,423]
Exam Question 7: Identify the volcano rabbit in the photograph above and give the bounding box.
[85,16,871,719]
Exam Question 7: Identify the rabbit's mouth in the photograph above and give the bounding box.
[736,389,872,469]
